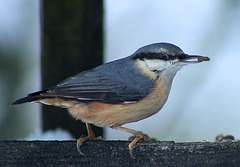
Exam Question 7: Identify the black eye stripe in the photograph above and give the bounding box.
[133,52,176,61]
[177,54,188,60]
[133,52,189,61]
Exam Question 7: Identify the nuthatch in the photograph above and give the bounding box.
[12,42,210,158]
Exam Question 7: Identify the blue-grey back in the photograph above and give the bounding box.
[50,56,155,104]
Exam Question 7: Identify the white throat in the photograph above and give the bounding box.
[136,59,184,85]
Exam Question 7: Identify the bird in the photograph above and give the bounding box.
[12,42,210,158]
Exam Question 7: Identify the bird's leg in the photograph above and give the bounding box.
[112,126,148,158]
[77,123,95,155]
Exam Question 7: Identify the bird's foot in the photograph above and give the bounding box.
[128,132,155,142]
[76,123,95,156]
[77,134,95,156]
[128,132,149,159]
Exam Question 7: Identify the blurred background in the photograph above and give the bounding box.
[1,0,240,142]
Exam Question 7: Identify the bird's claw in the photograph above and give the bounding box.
[77,139,86,156]
[128,132,149,158]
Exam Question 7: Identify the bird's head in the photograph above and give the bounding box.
[132,43,210,82]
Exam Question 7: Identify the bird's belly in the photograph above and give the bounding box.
[68,82,171,127]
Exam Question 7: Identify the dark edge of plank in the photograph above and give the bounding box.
[0,140,240,167]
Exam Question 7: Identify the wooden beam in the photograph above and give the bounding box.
[1,141,240,166]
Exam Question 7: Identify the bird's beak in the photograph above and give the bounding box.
[179,54,210,64]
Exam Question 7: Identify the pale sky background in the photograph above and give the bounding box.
[1,0,240,142]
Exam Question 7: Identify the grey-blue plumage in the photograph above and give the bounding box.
[49,56,155,103]
[12,42,201,106]
[12,54,155,105]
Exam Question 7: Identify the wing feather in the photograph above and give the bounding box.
[13,57,155,105]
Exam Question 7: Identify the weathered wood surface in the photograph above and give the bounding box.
[0,140,240,167]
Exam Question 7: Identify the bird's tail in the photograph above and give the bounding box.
[12,89,49,106]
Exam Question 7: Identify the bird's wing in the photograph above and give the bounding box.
[12,58,155,105]
[23,69,148,104]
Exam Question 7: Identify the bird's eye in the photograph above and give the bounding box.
[161,54,169,60]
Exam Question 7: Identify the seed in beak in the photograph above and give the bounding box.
[198,57,210,62]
